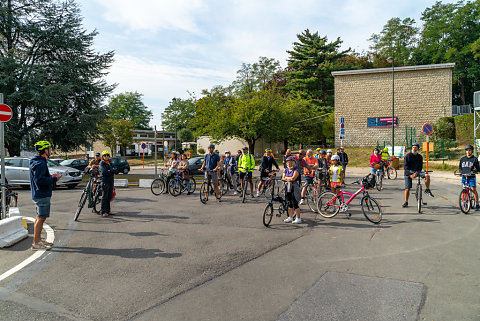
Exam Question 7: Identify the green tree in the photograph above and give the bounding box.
[161,97,196,131]
[284,29,349,109]
[233,57,281,94]
[412,1,480,104]
[0,0,115,155]
[369,17,419,67]
[178,128,194,143]
[98,119,134,156]
[108,92,152,129]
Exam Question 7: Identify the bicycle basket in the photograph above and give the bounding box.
[373,164,382,170]
[363,175,376,189]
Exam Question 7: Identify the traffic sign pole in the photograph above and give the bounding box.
[0,94,6,220]
[422,123,433,172]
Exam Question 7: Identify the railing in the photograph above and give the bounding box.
[452,104,472,116]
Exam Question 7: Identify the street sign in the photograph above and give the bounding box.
[141,142,147,150]
[422,142,434,151]
[340,129,345,135]
[0,104,12,122]
[164,146,168,154]
[339,134,345,140]
[422,123,433,136]
[340,117,345,123]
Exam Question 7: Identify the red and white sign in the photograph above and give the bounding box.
[0,104,12,122]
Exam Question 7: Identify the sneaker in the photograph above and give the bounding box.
[284,217,293,223]
[256,191,260,197]
[31,243,51,250]
[476,204,480,211]
[292,218,302,224]
[216,197,222,203]
[233,191,237,195]
[251,193,255,198]
[402,202,408,208]
[425,189,434,197]
[299,199,305,205]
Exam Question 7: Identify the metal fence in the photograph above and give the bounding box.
[452,104,472,116]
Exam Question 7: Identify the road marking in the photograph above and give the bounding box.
[436,194,449,201]
[0,216,54,282]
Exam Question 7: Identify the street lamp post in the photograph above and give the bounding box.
[387,57,395,157]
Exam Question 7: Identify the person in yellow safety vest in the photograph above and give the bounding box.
[238,146,256,197]
[381,147,390,161]
[329,155,344,195]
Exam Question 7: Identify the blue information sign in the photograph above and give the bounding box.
[340,117,345,123]
[141,142,147,149]
[340,129,345,135]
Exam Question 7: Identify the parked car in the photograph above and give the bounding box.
[2,157,82,189]
[187,156,205,176]
[59,159,89,172]
[110,157,130,174]
[49,158,65,164]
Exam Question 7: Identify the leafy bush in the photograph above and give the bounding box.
[430,138,459,160]
[434,117,455,140]
[198,148,205,154]
[454,114,476,145]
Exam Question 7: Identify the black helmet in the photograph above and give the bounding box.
[208,144,215,149]
[242,146,248,151]
[465,144,474,150]
[320,150,326,155]
[95,152,101,156]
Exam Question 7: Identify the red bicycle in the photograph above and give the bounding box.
[316,175,382,224]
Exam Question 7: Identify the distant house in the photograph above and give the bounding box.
[196,136,284,157]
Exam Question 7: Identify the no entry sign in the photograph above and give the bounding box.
[0,104,12,122]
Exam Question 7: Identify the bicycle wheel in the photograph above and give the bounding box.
[169,179,182,197]
[8,192,17,207]
[219,179,228,196]
[376,174,383,191]
[263,203,274,227]
[93,187,103,214]
[317,192,340,218]
[387,167,397,180]
[361,195,382,224]
[74,191,88,221]
[416,183,422,213]
[188,177,196,194]
[305,185,317,213]
[200,182,209,204]
[264,180,274,200]
[459,189,471,214]
[151,178,166,196]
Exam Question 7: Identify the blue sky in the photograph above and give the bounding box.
[79,0,454,128]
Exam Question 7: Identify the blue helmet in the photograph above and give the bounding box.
[412,143,420,148]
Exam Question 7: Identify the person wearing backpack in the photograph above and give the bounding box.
[238,146,255,198]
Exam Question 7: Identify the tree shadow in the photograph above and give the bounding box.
[51,246,182,259]
[116,198,157,203]
[55,227,169,237]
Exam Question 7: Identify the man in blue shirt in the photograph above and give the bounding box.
[223,150,237,195]
[200,144,221,201]
[403,143,433,208]
[29,141,61,250]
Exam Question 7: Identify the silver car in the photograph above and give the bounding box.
[3,157,83,189]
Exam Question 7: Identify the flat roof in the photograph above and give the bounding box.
[331,63,455,76]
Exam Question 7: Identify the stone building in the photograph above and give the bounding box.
[331,63,455,147]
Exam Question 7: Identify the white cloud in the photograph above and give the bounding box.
[96,0,206,33]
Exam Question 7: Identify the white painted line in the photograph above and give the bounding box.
[0,216,55,282]
[0,111,11,116]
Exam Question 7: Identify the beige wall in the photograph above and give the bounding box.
[197,136,284,157]
[333,65,453,147]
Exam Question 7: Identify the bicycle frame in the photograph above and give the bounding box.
[326,185,366,207]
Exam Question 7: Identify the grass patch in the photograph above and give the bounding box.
[344,147,375,167]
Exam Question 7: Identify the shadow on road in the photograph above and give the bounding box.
[51,246,182,259]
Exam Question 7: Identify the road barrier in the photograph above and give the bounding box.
[138,179,154,188]
[0,216,28,248]
[114,179,129,188]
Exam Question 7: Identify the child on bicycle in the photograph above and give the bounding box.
[329,155,344,194]
[459,144,480,210]
[283,156,301,224]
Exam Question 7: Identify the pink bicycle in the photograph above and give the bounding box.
[316,175,382,224]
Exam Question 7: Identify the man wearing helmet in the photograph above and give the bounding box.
[29,141,62,250]
[459,144,480,210]
[87,152,101,174]
[238,146,255,197]
[403,143,433,208]
[223,150,237,195]
[257,148,279,197]
[99,150,116,216]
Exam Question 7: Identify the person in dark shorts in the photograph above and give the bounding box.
[30,141,61,250]
[282,156,302,224]
[200,144,222,201]
[99,150,116,216]
[403,143,433,208]
[459,144,480,210]
[257,148,279,197]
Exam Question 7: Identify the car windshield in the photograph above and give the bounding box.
[47,160,58,167]
[188,158,201,165]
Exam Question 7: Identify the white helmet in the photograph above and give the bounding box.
[331,155,340,161]
[327,149,333,153]
[225,150,230,154]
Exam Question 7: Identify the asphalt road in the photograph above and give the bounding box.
[0,170,479,321]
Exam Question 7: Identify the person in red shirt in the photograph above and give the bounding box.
[299,149,319,205]
[369,148,383,175]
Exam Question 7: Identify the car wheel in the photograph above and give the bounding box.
[21,185,30,190]
[67,184,78,189]
[123,168,129,174]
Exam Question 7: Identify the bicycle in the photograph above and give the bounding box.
[151,168,168,196]
[0,183,18,217]
[263,180,290,227]
[454,171,477,214]
[302,177,320,213]
[220,169,239,195]
[316,175,382,224]
[74,173,102,221]
[256,170,279,200]
[199,170,221,204]
[413,170,433,213]
[372,163,385,191]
